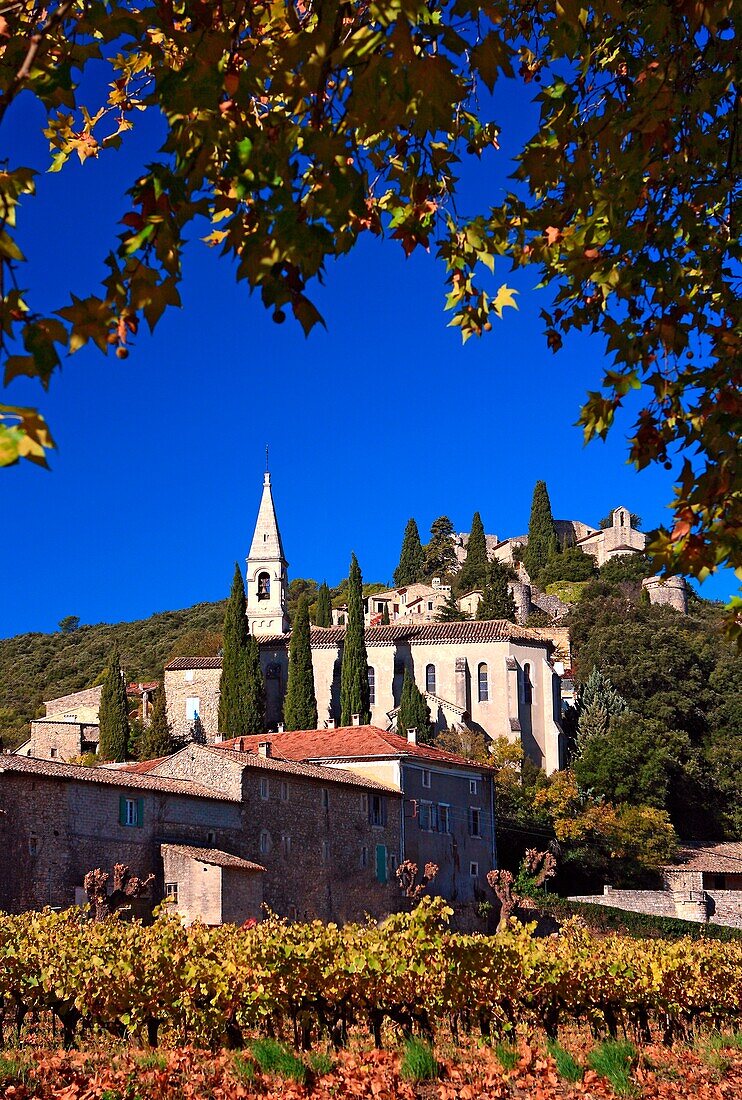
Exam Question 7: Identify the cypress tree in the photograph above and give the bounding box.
[98,647,129,761]
[283,594,318,731]
[340,553,371,726]
[244,634,266,734]
[457,511,488,594]
[218,563,252,736]
[423,516,457,581]
[396,668,432,743]
[381,602,390,625]
[315,581,332,628]
[138,683,173,759]
[523,480,559,584]
[393,518,425,587]
[477,561,517,621]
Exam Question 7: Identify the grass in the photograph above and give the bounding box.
[546,1040,583,1082]
[308,1051,334,1075]
[495,1043,519,1071]
[400,1038,439,1082]
[588,1040,638,1096]
[0,1055,29,1086]
[134,1052,167,1071]
[249,1038,307,1084]
[232,1053,257,1086]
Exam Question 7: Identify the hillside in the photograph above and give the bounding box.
[0,601,225,749]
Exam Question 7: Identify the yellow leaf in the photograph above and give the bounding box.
[492,283,518,318]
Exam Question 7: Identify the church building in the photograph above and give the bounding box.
[165,472,565,773]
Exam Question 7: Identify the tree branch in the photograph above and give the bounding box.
[0,0,76,126]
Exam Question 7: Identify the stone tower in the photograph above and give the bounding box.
[245,470,289,635]
[641,575,688,614]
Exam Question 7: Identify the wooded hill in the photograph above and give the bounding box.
[0,602,225,750]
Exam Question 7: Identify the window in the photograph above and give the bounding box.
[184,669,194,682]
[165,882,179,904]
[469,807,482,838]
[477,663,489,703]
[321,787,330,810]
[393,603,399,614]
[119,796,143,828]
[279,780,289,802]
[522,663,533,706]
[421,768,431,789]
[50,747,57,759]
[281,833,291,857]
[368,666,376,705]
[257,571,270,600]
[259,830,270,854]
[185,696,200,722]
[360,792,369,816]
[438,804,451,834]
[369,794,385,827]
[376,602,384,613]
[419,801,439,832]
[260,777,269,800]
[207,830,217,845]
[28,835,38,856]
[470,862,479,877]
[389,853,399,873]
[469,778,478,795]
[321,840,330,864]
[375,844,387,883]
[425,664,436,694]
[428,601,433,612]
[360,846,369,869]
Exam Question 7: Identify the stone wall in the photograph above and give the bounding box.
[642,576,688,614]
[708,891,742,929]
[570,884,742,928]
[44,686,102,716]
[30,720,98,762]
[165,666,221,743]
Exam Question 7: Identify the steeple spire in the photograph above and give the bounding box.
[245,465,289,635]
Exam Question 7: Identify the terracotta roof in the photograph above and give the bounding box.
[0,756,238,802]
[218,726,494,772]
[166,620,550,669]
[119,757,169,774]
[664,842,742,874]
[161,844,265,872]
[205,746,401,793]
[127,681,159,695]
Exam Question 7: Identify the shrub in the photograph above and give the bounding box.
[249,1039,307,1084]
[547,1040,583,1082]
[400,1039,439,1081]
[588,1040,637,1096]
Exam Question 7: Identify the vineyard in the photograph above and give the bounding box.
[1,899,740,1053]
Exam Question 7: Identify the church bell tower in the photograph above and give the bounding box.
[245,469,289,635]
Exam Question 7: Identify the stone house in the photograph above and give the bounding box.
[360,579,452,626]
[216,724,497,910]
[570,842,742,930]
[0,743,401,924]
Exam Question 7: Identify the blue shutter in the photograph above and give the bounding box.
[118,795,127,826]
[375,845,387,884]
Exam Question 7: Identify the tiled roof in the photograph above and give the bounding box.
[206,746,401,793]
[32,706,99,726]
[166,619,550,669]
[127,681,159,695]
[118,757,169,774]
[218,726,494,772]
[0,756,238,802]
[161,844,265,872]
[664,842,742,874]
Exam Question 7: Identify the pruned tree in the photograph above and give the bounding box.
[396,860,439,901]
[83,863,154,922]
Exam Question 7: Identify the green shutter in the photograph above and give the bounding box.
[375,844,387,884]
[118,795,127,826]
[136,798,144,828]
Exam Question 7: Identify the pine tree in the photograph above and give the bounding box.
[244,634,266,734]
[315,581,332,628]
[436,590,469,622]
[423,516,458,581]
[523,480,559,584]
[456,511,488,594]
[396,668,432,743]
[98,647,129,762]
[283,594,318,731]
[575,667,628,755]
[477,561,517,621]
[393,518,425,587]
[218,563,252,737]
[138,683,173,759]
[340,553,371,726]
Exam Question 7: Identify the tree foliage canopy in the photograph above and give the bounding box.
[0,0,738,597]
[97,646,129,761]
[393,518,425,588]
[339,553,370,725]
[456,512,488,594]
[283,593,318,731]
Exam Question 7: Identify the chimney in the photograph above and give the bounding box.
[238,737,245,752]
[214,734,223,744]
[277,722,285,733]
[351,713,360,726]
[407,727,417,745]
[258,741,272,758]
[325,718,336,730]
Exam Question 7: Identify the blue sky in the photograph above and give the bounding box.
[0,79,733,639]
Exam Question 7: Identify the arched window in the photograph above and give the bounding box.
[477,663,489,702]
[426,664,436,695]
[522,663,533,706]
[368,666,376,705]
[257,571,270,600]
